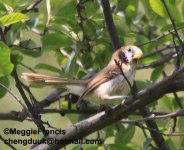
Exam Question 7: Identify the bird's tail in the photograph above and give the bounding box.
[21,73,87,87]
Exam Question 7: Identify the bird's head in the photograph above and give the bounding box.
[116,45,143,64]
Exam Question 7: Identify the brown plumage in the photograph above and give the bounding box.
[22,46,143,105]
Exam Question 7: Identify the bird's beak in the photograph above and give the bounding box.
[133,53,143,60]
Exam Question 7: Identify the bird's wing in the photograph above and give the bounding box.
[77,66,121,103]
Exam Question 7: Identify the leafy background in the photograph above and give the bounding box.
[0,0,184,149]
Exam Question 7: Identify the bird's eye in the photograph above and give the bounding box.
[127,48,132,52]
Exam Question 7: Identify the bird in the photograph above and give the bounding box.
[21,46,143,105]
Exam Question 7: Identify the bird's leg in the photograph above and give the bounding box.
[103,95,129,100]
[98,104,112,114]
[103,95,129,105]
[76,97,83,110]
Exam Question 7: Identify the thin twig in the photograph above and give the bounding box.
[0,27,6,43]
[0,83,30,115]
[138,27,184,47]
[161,0,184,50]
[9,44,41,51]
[114,59,135,97]
[0,135,17,150]
[60,49,85,70]
[100,0,121,50]
[76,0,91,51]
[161,0,184,69]
[135,123,184,137]
[162,72,183,109]
[137,52,175,69]
[26,118,58,130]
[122,108,184,123]
[172,33,180,68]
[19,62,37,73]
[41,108,97,115]
[11,68,47,136]
[141,45,174,59]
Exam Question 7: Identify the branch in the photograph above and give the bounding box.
[161,0,184,51]
[0,111,24,121]
[11,68,47,135]
[140,107,170,150]
[99,1,170,148]
[0,88,65,122]
[135,123,184,137]
[21,0,43,13]
[99,0,121,50]
[30,67,184,149]
[172,34,180,68]
[41,108,97,116]
[0,83,30,116]
[133,22,183,138]
[60,49,85,70]
[138,27,184,47]
[122,108,184,123]
[141,45,174,59]
[34,88,65,109]
[137,52,175,69]
[76,0,92,51]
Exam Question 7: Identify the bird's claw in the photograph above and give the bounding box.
[121,96,130,106]
[76,103,81,110]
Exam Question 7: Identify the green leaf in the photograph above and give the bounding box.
[0,76,9,98]
[160,96,173,111]
[0,0,20,8]
[169,0,175,5]
[149,0,166,17]
[65,51,78,78]
[166,139,176,149]
[139,54,161,65]
[141,0,156,20]
[35,63,61,74]
[13,40,43,58]
[136,80,151,91]
[104,136,115,145]
[115,126,135,146]
[178,116,184,132]
[109,145,135,150]
[161,22,184,32]
[182,1,184,19]
[41,33,71,50]
[0,3,7,15]
[0,12,29,26]
[81,52,93,69]
[18,48,42,57]
[117,0,130,11]
[179,118,184,147]
[11,53,23,65]
[150,65,164,82]
[0,42,14,76]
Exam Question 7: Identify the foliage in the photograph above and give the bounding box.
[0,0,184,150]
